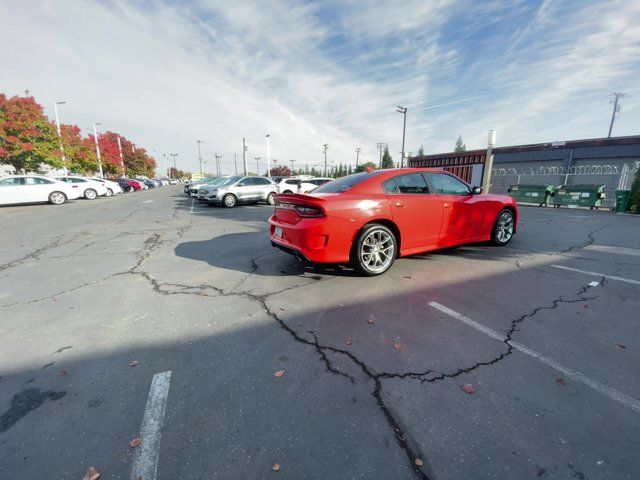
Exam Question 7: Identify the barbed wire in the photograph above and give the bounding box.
[492,163,638,177]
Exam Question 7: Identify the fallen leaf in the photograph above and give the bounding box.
[555,378,566,385]
[129,438,142,448]
[414,458,424,466]
[461,383,476,394]
[404,275,412,279]
[82,466,101,480]
[128,360,139,367]
[367,319,374,324]
[616,342,626,349]
[346,340,352,346]
[274,370,285,378]
[279,307,286,311]
[393,343,402,351]
[272,462,281,471]
[57,370,67,376]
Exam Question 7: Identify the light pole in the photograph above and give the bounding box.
[266,134,271,176]
[355,147,361,168]
[255,157,261,175]
[162,153,168,177]
[233,153,238,175]
[215,153,222,176]
[242,138,248,175]
[92,122,104,178]
[608,92,626,138]
[196,140,204,177]
[323,144,328,176]
[170,153,178,177]
[289,159,296,174]
[116,135,125,177]
[53,101,67,174]
[481,130,497,193]
[396,106,407,168]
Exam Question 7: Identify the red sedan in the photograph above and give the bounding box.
[268,168,518,276]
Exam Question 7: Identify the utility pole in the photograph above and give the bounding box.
[196,140,204,177]
[242,138,248,175]
[323,144,328,176]
[53,101,67,174]
[254,157,261,175]
[162,153,168,177]
[116,135,125,177]
[481,130,497,193]
[608,92,626,138]
[289,159,296,174]
[355,147,361,168]
[266,134,271,177]
[215,153,222,176]
[233,153,238,175]
[92,122,104,178]
[376,143,387,169]
[396,106,407,168]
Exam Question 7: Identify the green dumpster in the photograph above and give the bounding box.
[507,185,554,206]
[615,189,631,212]
[553,185,606,210]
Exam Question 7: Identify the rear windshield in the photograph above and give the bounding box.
[313,172,376,193]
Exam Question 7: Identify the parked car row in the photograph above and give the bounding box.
[0,174,176,206]
[183,175,334,207]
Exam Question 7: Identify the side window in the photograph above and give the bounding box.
[25,177,38,185]
[383,179,400,194]
[34,178,54,184]
[0,178,24,186]
[393,174,429,194]
[240,177,254,186]
[257,178,271,185]
[426,173,470,195]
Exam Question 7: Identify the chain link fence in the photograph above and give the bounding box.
[491,162,639,208]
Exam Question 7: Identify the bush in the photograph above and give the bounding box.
[629,166,640,214]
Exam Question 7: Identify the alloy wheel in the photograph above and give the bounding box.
[496,211,514,243]
[359,228,395,274]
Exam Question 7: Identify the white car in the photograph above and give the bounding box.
[55,176,109,199]
[135,179,149,190]
[276,177,307,194]
[297,178,333,194]
[88,177,123,196]
[0,175,83,206]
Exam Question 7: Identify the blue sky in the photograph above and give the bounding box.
[1,0,639,174]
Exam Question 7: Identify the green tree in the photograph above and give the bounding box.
[347,164,353,175]
[0,94,60,172]
[380,147,394,169]
[454,135,466,152]
[628,166,640,213]
[417,145,424,156]
[60,124,98,174]
[354,161,377,173]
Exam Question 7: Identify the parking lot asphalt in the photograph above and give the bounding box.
[0,187,639,480]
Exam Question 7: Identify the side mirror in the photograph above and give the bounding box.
[471,186,482,195]
[237,182,245,187]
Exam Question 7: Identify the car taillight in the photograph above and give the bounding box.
[295,205,324,217]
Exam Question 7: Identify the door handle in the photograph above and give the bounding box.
[395,202,405,208]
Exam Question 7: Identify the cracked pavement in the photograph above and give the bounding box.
[0,187,639,479]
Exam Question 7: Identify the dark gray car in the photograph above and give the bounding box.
[201,176,277,207]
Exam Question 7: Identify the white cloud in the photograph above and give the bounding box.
[0,0,638,175]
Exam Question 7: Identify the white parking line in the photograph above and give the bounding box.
[550,265,640,286]
[582,244,640,257]
[428,302,640,413]
[130,371,172,480]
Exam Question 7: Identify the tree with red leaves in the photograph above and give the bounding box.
[0,93,59,172]
[270,165,291,177]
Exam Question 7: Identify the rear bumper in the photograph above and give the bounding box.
[268,215,352,264]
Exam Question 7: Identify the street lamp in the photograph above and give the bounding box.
[396,106,407,168]
[482,130,497,193]
[53,101,67,174]
[170,153,178,177]
[116,135,125,177]
[266,134,271,177]
[323,144,328,176]
[255,157,261,175]
[196,140,204,177]
[92,122,104,178]
[289,159,296,173]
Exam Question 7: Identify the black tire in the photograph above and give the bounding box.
[283,190,293,194]
[48,191,67,205]
[266,192,276,205]
[128,186,134,193]
[490,209,515,246]
[222,194,237,208]
[84,188,97,200]
[351,224,397,276]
